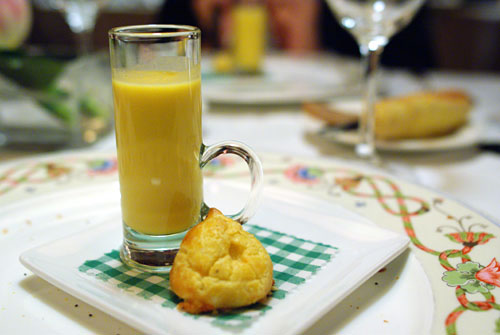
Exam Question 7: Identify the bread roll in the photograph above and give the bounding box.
[375,90,472,140]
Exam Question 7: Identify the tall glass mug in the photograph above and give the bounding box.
[109,25,263,273]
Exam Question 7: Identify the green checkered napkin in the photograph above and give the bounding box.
[79,224,338,331]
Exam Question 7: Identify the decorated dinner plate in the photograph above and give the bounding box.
[1,151,498,335]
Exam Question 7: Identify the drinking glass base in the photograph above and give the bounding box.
[120,224,189,273]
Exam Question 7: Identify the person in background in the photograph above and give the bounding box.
[266,0,320,52]
[160,0,320,54]
[159,0,434,72]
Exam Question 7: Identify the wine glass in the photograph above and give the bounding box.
[326,0,425,164]
[34,0,108,54]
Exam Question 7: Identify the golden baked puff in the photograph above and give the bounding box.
[170,208,273,314]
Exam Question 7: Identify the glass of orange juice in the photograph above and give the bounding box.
[232,1,267,74]
[109,25,263,273]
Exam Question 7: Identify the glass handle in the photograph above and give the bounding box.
[200,141,263,224]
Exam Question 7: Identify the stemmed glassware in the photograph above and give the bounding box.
[34,0,108,54]
[326,0,425,164]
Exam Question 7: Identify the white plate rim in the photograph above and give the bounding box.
[314,120,481,152]
[201,54,358,105]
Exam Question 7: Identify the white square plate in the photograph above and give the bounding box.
[20,181,409,335]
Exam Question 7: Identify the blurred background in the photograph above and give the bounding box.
[22,0,500,72]
[1,0,500,151]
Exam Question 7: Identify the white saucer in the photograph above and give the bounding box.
[202,54,358,105]
[308,98,481,152]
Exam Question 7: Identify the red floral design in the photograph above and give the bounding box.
[203,156,236,176]
[87,158,118,176]
[445,232,494,254]
[475,258,500,287]
[284,165,323,185]
[46,163,72,178]
[334,176,362,191]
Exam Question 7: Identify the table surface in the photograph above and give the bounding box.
[1,61,500,335]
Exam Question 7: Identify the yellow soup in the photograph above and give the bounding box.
[112,69,202,235]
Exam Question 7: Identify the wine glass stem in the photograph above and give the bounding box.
[356,43,384,164]
[62,2,100,55]
[75,30,93,55]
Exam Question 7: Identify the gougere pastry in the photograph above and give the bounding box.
[170,208,273,314]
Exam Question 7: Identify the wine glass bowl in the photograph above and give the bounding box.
[326,0,425,162]
[328,0,424,46]
[33,0,109,54]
